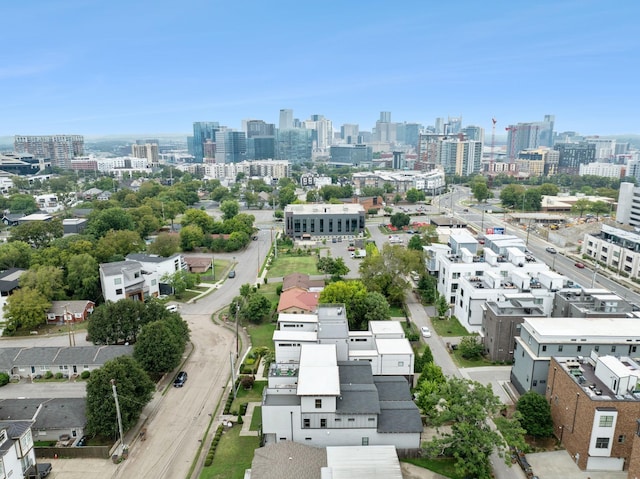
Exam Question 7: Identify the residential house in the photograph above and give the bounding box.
[126,253,187,295]
[547,354,640,476]
[1,214,24,227]
[0,398,86,444]
[0,420,37,478]
[511,316,640,395]
[184,256,211,274]
[96,191,112,201]
[46,301,95,325]
[0,345,134,379]
[0,269,26,297]
[62,218,88,234]
[34,194,62,213]
[17,213,52,224]
[99,260,159,302]
[247,442,403,479]
[282,273,324,292]
[82,188,103,199]
[277,289,319,314]
[261,343,422,454]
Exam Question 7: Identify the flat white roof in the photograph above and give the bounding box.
[277,313,318,323]
[349,350,377,357]
[348,331,372,338]
[525,317,640,338]
[285,203,364,214]
[592,294,622,301]
[273,330,318,342]
[369,321,403,335]
[598,355,640,378]
[375,338,413,355]
[324,445,402,479]
[298,344,339,396]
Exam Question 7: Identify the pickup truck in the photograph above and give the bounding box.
[25,463,52,478]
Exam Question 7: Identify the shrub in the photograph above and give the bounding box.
[0,372,9,387]
[241,375,255,390]
[44,371,53,379]
[237,414,243,424]
[80,370,91,380]
[459,336,484,360]
[54,372,64,379]
[407,332,419,342]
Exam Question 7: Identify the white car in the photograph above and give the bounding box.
[420,326,432,338]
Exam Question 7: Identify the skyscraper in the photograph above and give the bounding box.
[438,139,482,176]
[245,120,276,138]
[279,109,294,130]
[506,115,555,159]
[277,128,312,163]
[341,124,359,144]
[192,122,220,163]
[554,142,596,175]
[214,129,247,163]
[379,111,391,123]
[304,114,333,150]
[14,135,84,169]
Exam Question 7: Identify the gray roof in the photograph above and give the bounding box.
[8,345,133,368]
[0,348,23,372]
[0,268,26,293]
[0,420,33,453]
[99,260,141,276]
[49,301,93,316]
[377,401,423,433]
[263,394,301,407]
[336,385,380,414]
[250,442,326,479]
[338,361,374,385]
[373,376,413,401]
[127,253,179,263]
[0,398,86,429]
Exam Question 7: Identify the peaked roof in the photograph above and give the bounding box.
[277,289,319,313]
[282,273,324,292]
[48,300,94,316]
[250,442,326,479]
[0,398,86,429]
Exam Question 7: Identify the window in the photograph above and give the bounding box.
[151,279,157,286]
[558,345,563,352]
[612,346,617,352]
[542,345,547,352]
[334,418,341,422]
[599,416,614,427]
[320,419,327,428]
[577,345,582,352]
[398,361,404,367]
[595,346,600,352]
[595,437,610,449]
[362,437,369,446]
[303,419,310,428]
[114,278,122,285]
[618,435,626,443]
[348,418,355,422]
[315,399,322,409]
[115,288,123,295]
[368,417,375,422]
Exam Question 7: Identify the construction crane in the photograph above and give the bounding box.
[505,125,518,163]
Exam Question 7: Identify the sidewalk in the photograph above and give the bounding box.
[239,358,265,437]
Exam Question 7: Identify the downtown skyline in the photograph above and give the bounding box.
[2,1,639,137]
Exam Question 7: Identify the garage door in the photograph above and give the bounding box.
[587,456,624,471]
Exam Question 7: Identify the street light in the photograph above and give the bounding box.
[592,264,600,288]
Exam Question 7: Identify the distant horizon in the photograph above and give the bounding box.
[2,1,639,137]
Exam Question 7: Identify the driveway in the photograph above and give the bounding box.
[527,450,626,479]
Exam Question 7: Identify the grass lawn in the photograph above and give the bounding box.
[429,315,470,337]
[231,381,266,414]
[200,259,232,283]
[450,348,495,368]
[249,406,262,431]
[402,457,457,478]
[199,425,259,479]
[259,282,282,308]
[389,304,406,318]
[266,255,319,278]
[246,322,276,350]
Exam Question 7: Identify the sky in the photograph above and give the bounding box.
[1,0,639,138]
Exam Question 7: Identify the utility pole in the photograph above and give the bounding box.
[211,255,215,281]
[65,304,75,347]
[235,304,240,358]
[229,352,237,399]
[111,379,126,456]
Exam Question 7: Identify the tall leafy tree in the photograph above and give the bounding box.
[20,265,66,301]
[0,241,32,269]
[220,200,240,221]
[85,356,155,438]
[86,207,135,238]
[516,391,554,438]
[390,212,410,229]
[87,299,148,344]
[3,288,51,335]
[66,253,100,300]
[134,321,183,378]
[95,230,144,263]
[10,219,63,248]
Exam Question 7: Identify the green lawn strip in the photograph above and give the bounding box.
[429,316,470,337]
[266,255,319,277]
[401,457,457,478]
[230,381,266,414]
[449,348,494,368]
[246,323,276,350]
[259,282,281,308]
[388,304,406,318]
[199,426,259,479]
[249,406,262,431]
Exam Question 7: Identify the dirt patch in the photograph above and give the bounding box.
[525,434,561,453]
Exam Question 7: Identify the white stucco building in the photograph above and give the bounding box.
[99,260,160,302]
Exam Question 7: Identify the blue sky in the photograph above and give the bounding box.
[1,0,639,137]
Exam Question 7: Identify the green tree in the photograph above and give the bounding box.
[181,208,214,233]
[405,188,420,203]
[211,186,231,202]
[273,210,284,220]
[220,200,240,220]
[459,336,484,360]
[538,183,559,196]
[500,184,525,209]
[516,391,554,438]
[162,270,197,298]
[358,292,390,327]
[10,219,63,248]
[134,321,184,378]
[390,212,410,229]
[3,287,51,334]
[8,193,38,214]
[20,265,66,300]
[242,294,272,324]
[180,224,205,251]
[306,190,319,202]
[317,257,350,279]
[319,280,368,329]
[407,235,425,251]
[471,180,492,203]
[415,344,434,373]
[85,356,155,438]
[66,253,100,300]
[420,377,507,479]
[0,241,32,269]
[95,230,144,262]
[278,186,297,209]
[571,198,592,218]
[87,299,147,344]
[436,294,449,318]
[147,233,181,257]
[86,208,135,238]
[590,200,611,220]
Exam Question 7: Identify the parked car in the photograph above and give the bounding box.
[165,304,179,313]
[26,463,52,479]
[420,326,432,338]
[545,247,557,254]
[173,371,188,387]
[228,270,236,278]
[575,262,585,269]
[347,246,356,251]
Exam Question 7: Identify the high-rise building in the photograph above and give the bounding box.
[277,128,312,163]
[131,143,159,167]
[517,148,560,177]
[279,109,294,130]
[14,135,84,169]
[340,124,359,144]
[417,133,448,165]
[434,117,445,134]
[506,115,555,159]
[379,111,391,123]
[192,122,220,163]
[304,114,333,150]
[554,142,596,175]
[446,117,462,135]
[461,126,484,143]
[214,129,247,164]
[586,137,617,160]
[329,144,372,166]
[373,111,396,143]
[616,182,640,226]
[396,123,422,148]
[245,120,276,138]
[438,139,482,176]
[247,136,276,160]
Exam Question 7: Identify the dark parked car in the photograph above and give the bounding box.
[228,270,236,278]
[26,463,52,478]
[174,371,188,387]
